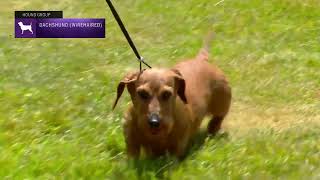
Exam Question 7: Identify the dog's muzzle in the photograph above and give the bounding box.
[148,113,160,128]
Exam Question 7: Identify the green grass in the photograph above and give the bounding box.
[1,0,320,179]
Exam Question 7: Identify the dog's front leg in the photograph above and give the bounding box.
[123,108,141,158]
[125,137,140,158]
[169,134,190,159]
[123,124,140,158]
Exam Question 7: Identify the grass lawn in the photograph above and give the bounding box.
[0,0,319,179]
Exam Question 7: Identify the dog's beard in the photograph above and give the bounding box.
[137,118,173,139]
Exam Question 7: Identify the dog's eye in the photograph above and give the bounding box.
[161,91,172,101]
[137,90,150,100]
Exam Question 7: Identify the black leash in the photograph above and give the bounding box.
[105,0,151,71]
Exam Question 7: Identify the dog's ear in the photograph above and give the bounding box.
[171,69,188,104]
[113,72,140,110]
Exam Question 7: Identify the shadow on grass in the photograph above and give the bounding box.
[185,129,229,159]
[129,129,229,179]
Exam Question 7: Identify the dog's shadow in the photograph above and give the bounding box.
[130,129,229,179]
[185,129,229,160]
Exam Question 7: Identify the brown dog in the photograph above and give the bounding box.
[113,33,231,158]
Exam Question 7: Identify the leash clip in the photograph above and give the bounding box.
[137,56,151,72]
[139,56,145,63]
[105,0,152,72]
[139,56,144,72]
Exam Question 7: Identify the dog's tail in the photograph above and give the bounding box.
[196,31,215,61]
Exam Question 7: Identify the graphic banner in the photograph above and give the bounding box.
[14,11,105,38]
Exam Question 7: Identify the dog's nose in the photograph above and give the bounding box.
[148,113,160,128]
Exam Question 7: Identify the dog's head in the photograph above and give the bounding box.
[113,68,187,137]
[18,22,23,26]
